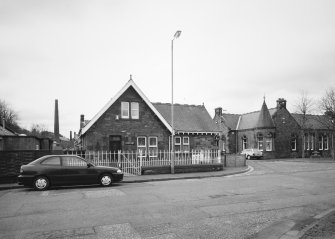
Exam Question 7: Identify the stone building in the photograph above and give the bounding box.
[77,78,220,152]
[214,98,334,159]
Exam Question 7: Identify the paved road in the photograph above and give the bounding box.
[0,159,335,239]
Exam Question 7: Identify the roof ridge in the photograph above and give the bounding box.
[152,102,203,107]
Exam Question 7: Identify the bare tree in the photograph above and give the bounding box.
[294,91,315,158]
[0,99,19,128]
[320,88,335,160]
[30,124,49,138]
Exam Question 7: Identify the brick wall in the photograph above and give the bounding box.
[225,154,246,167]
[83,86,218,152]
[84,86,171,151]
[273,108,301,158]
[0,150,54,183]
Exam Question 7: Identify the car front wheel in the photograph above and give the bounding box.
[33,176,49,191]
[100,174,113,187]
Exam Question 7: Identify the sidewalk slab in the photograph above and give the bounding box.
[0,166,250,191]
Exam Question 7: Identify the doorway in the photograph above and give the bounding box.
[109,135,122,152]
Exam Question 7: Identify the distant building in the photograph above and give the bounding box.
[214,98,334,158]
[77,78,220,152]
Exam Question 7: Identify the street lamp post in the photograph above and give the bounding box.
[171,30,181,174]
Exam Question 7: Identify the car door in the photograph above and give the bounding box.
[39,156,63,185]
[61,156,99,185]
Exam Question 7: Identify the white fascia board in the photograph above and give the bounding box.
[236,115,241,130]
[81,80,172,135]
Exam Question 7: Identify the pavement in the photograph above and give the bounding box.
[1,163,335,239]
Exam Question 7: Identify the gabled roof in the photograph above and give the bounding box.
[81,79,172,135]
[291,114,332,130]
[220,102,277,131]
[0,123,16,136]
[153,103,220,133]
[220,113,240,130]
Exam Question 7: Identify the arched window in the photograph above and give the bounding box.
[242,136,247,150]
[257,133,263,151]
[265,133,273,151]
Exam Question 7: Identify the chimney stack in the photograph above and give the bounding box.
[54,99,60,142]
[215,107,223,117]
[80,114,85,129]
[276,98,287,109]
[70,131,72,141]
[2,117,5,129]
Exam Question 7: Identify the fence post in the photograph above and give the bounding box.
[139,150,142,175]
[118,150,121,168]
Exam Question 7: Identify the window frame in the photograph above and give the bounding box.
[319,135,324,150]
[265,133,273,152]
[148,136,158,158]
[41,156,61,166]
[131,102,139,119]
[242,136,247,151]
[324,135,329,150]
[121,102,130,119]
[257,133,263,151]
[182,136,190,152]
[174,136,181,152]
[291,135,297,151]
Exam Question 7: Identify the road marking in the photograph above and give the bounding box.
[95,223,141,239]
[84,189,125,198]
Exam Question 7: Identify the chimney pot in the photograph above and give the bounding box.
[215,107,223,117]
[277,98,287,109]
[80,114,85,129]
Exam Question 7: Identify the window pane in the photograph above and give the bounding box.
[41,157,60,165]
[137,137,146,147]
[175,137,181,145]
[63,156,86,167]
[149,137,157,147]
[266,138,272,151]
[131,102,139,119]
[183,137,189,145]
[121,102,129,118]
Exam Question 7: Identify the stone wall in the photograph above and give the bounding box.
[0,150,54,183]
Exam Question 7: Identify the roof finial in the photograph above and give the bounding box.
[130,74,132,81]
[263,94,266,102]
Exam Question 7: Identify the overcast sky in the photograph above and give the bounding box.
[1,0,335,137]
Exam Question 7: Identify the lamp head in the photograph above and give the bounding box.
[173,30,182,39]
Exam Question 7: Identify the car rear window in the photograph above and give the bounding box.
[41,157,61,166]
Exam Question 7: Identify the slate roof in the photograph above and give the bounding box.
[0,123,16,136]
[222,102,277,131]
[220,114,240,130]
[153,103,220,133]
[291,114,332,130]
[81,79,220,135]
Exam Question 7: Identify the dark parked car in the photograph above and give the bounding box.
[18,155,123,190]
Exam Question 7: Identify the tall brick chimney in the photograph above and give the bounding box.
[54,99,60,142]
[80,114,85,129]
